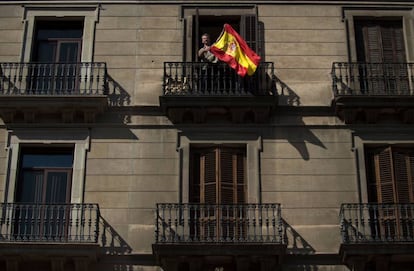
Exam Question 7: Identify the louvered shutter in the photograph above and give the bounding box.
[201,148,217,204]
[241,15,258,53]
[220,148,235,204]
[363,23,383,63]
[355,19,408,93]
[393,148,414,203]
[374,147,397,203]
[219,148,246,204]
[366,146,414,239]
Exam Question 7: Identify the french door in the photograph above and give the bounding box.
[190,146,246,241]
[366,146,414,240]
[14,148,73,241]
[30,20,83,93]
[355,18,409,94]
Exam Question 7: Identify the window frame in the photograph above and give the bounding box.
[21,5,99,63]
[343,8,414,63]
[177,131,262,204]
[180,5,260,62]
[353,131,414,203]
[4,129,90,204]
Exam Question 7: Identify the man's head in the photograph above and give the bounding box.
[201,33,210,45]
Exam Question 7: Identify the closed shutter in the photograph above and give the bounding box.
[374,147,397,203]
[366,146,414,239]
[191,146,246,204]
[369,146,414,204]
[241,15,258,52]
[355,19,408,93]
[190,146,246,241]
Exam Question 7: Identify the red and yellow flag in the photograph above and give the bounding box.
[210,24,261,77]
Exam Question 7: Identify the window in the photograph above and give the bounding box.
[192,15,259,61]
[365,146,414,204]
[353,17,409,93]
[365,146,414,239]
[32,20,83,63]
[189,146,246,205]
[29,19,83,94]
[16,147,74,204]
[181,6,262,61]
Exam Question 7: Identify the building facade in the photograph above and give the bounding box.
[0,0,413,271]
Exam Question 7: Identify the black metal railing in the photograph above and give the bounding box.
[0,62,107,95]
[155,203,283,243]
[0,203,100,243]
[340,203,414,243]
[332,62,414,96]
[163,62,276,96]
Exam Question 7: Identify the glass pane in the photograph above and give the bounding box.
[17,171,44,203]
[22,153,73,168]
[45,171,69,204]
[36,41,57,62]
[59,42,79,63]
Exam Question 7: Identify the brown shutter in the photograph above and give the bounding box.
[219,148,235,204]
[374,146,397,204]
[363,23,383,63]
[190,146,246,204]
[393,148,414,203]
[368,146,414,204]
[241,15,258,52]
[201,148,217,204]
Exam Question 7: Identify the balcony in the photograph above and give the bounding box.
[159,62,278,124]
[0,203,101,266]
[0,62,108,124]
[331,62,414,124]
[152,203,286,271]
[339,203,414,269]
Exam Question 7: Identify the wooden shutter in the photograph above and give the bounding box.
[355,19,408,93]
[190,146,246,204]
[241,15,258,53]
[374,147,397,203]
[356,19,406,63]
[201,149,217,204]
[367,146,414,204]
[393,148,414,203]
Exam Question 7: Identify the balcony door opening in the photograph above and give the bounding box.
[354,18,409,94]
[30,19,83,94]
[189,145,246,242]
[365,146,414,241]
[14,146,74,241]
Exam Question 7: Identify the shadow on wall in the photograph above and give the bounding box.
[270,76,327,161]
[275,77,300,107]
[282,218,319,271]
[282,218,315,255]
[99,216,132,255]
[106,74,131,107]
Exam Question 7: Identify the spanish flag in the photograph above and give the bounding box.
[210,24,261,77]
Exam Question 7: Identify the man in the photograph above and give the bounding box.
[198,33,218,63]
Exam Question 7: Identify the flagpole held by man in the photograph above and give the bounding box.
[210,24,261,77]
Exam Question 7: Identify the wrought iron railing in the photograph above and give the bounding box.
[155,203,283,243]
[163,62,276,96]
[0,62,107,95]
[340,203,414,243]
[332,62,414,96]
[0,203,100,243]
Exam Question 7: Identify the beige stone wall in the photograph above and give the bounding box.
[261,127,356,253]
[95,4,182,106]
[85,127,179,253]
[259,5,346,107]
[0,5,23,62]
